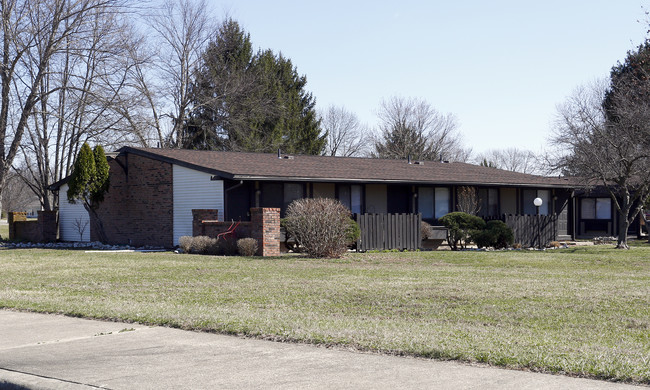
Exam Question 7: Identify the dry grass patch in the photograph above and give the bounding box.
[0,246,648,384]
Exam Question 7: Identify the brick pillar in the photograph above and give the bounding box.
[251,208,280,257]
[38,210,58,242]
[192,209,218,236]
[8,212,27,240]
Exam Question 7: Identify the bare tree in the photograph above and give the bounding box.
[372,96,468,162]
[73,217,89,241]
[475,148,540,174]
[0,0,128,216]
[456,186,481,215]
[321,105,369,157]
[146,0,215,147]
[551,76,650,249]
[18,1,143,211]
[1,168,38,215]
[104,26,164,148]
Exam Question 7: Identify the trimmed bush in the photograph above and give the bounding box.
[284,198,352,258]
[471,229,494,249]
[237,238,258,256]
[190,236,217,254]
[439,212,486,250]
[177,236,220,255]
[472,220,514,249]
[488,220,514,249]
[178,236,193,253]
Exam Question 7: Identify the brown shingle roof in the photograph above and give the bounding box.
[118,147,573,188]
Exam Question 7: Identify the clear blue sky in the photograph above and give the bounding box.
[219,1,648,154]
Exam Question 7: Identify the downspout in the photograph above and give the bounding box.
[224,180,244,221]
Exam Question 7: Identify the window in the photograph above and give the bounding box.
[523,189,550,215]
[261,182,304,217]
[283,183,304,213]
[351,185,362,214]
[537,190,550,215]
[418,187,450,219]
[478,188,499,217]
[435,188,450,218]
[595,198,611,219]
[338,184,362,214]
[261,182,283,210]
[581,198,611,219]
[418,188,434,219]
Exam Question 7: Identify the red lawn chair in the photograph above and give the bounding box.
[217,220,241,241]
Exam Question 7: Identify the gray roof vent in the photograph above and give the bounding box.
[277,148,293,159]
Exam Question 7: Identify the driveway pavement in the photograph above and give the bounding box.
[0,310,640,389]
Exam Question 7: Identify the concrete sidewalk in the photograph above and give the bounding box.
[0,310,639,389]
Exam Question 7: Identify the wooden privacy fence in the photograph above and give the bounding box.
[503,214,558,247]
[354,213,421,251]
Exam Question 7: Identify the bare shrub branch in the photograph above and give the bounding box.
[284,198,352,258]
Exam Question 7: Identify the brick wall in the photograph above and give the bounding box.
[95,153,174,247]
[192,207,280,256]
[8,212,26,240]
[8,211,57,242]
[192,209,218,237]
[251,208,281,256]
[191,209,252,239]
[38,211,57,242]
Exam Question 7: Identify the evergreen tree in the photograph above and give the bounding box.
[247,50,325,154]
[67,143,110,242]
[187,18,256,150]
[187,19,325,154]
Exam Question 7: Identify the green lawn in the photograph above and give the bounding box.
[1,246,648,384]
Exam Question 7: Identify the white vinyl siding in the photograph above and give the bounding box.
[173,165,224,246]
[58,183,90,242]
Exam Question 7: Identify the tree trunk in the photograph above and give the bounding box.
[616,215,629,249]
[86,205,107,244]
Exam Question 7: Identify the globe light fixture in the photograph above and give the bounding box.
[533,197,543,249]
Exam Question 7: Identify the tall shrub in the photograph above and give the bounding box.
[439,212,485,250]
[67,143,110,242]
[284,198,352,258]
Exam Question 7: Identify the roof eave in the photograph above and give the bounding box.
[118,146,237,180]
[231,175,573,188]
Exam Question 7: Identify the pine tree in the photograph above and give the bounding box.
[187,19,255,150]
[187,19,325,154]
